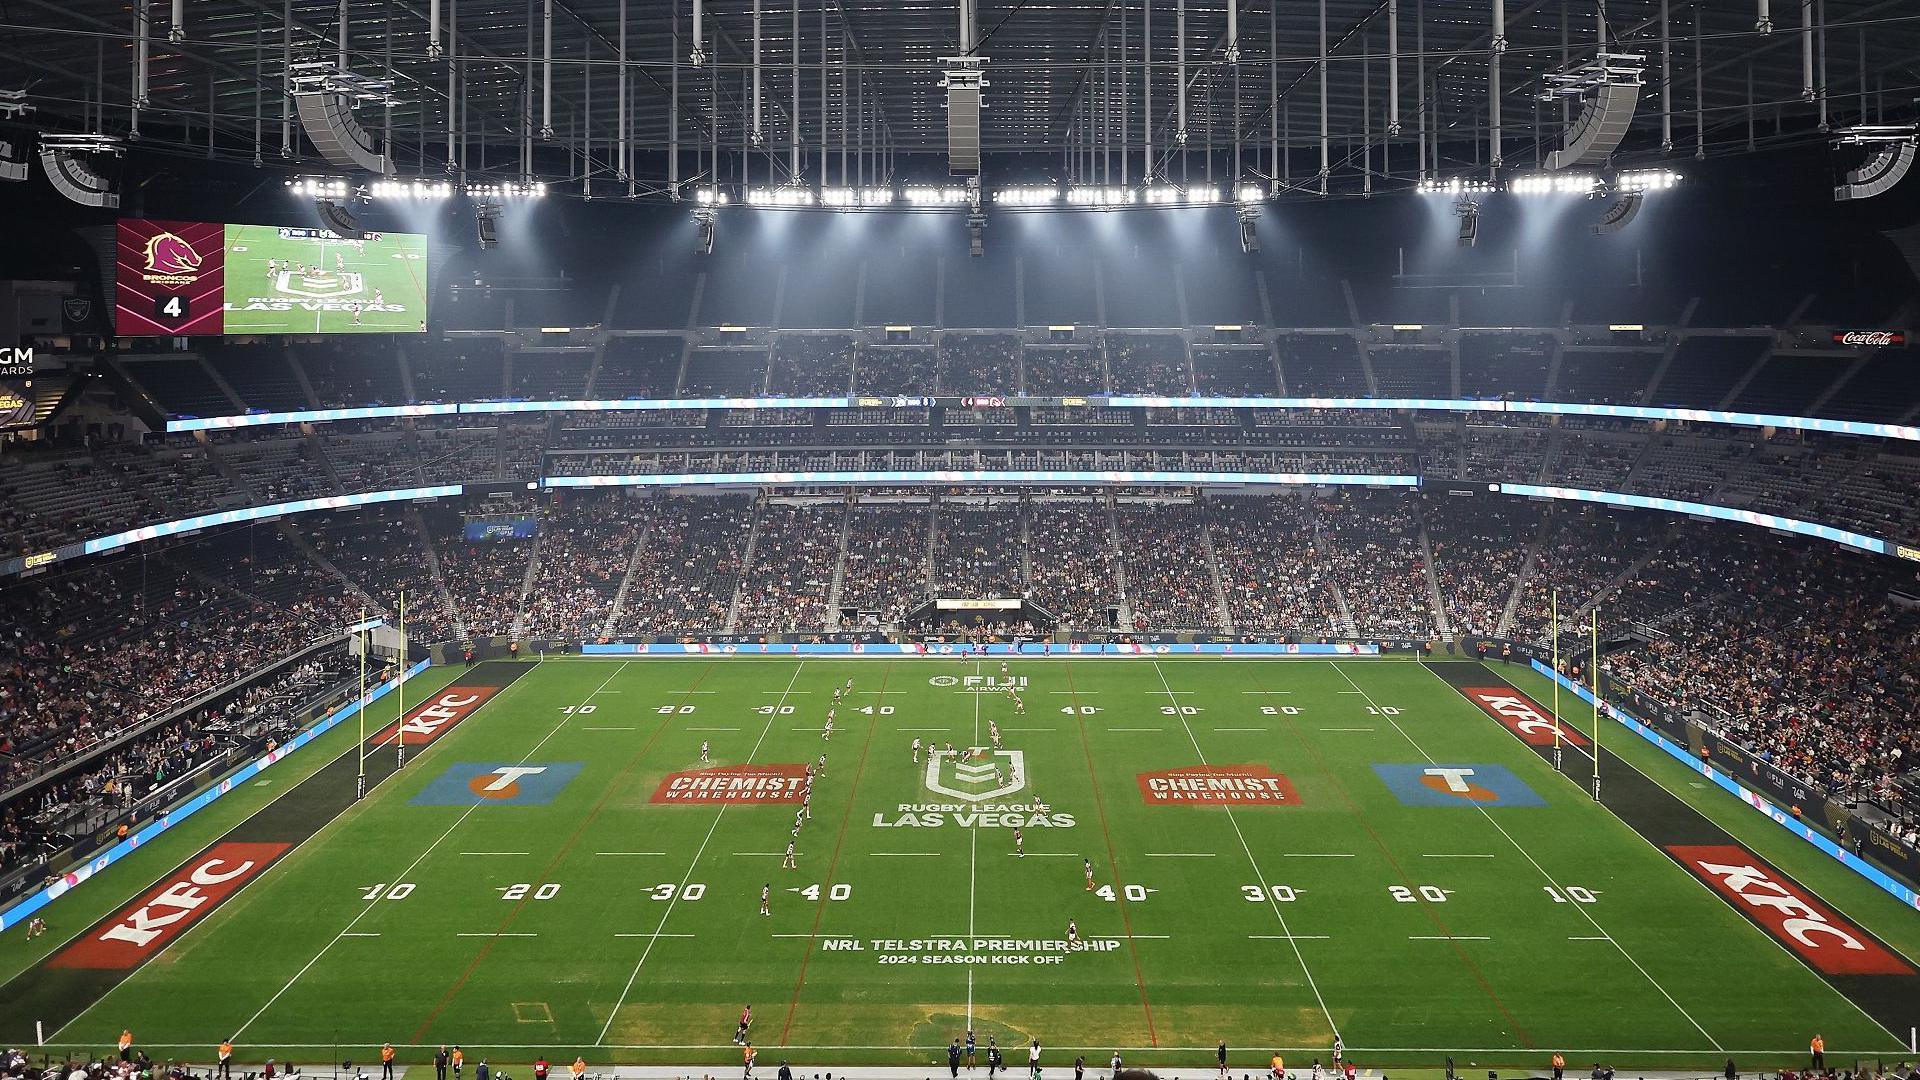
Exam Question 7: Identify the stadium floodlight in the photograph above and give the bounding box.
[464,180,547,199]
[821,187,895,208]
[370,178,454,200]
[1455,199,1480,247]
[287,175,352,199]
[693,207,718,255]
[1831,125,1917,202]
[1141,184,1220,205]
[694,187,730,206]
[1065,186,1137,207]
[1590,189,1645,234]
[902,185,970,206]
[475,202,501,250]
[1509,173,1601,196]
[1235,183,1269,204]
[745,186,816,207]
[994,186,1061,207]
[1236,204,1261,254]
[1615,168,1681,192]
[37,134,122,208]
[1417,176,1496,196]
[1540,52,1644,170]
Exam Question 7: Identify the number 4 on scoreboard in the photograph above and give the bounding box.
[154,295,190,322]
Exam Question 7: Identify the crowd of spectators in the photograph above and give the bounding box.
[840,504,932,625]
[935,503,1025,597]
[432,513,538,639]
[1315,494,1436,639]
[1114,502,1224,630]
[520,497,642,641]
[769,335,857,397]
[937,334,1021,395]
[609,496,753,635]
[1428,503,1541,636]
[1026,502,1120,630]
[732,501,842,633]
[1208,498,1345,638]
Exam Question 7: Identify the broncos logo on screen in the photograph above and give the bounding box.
[143,232,204,277]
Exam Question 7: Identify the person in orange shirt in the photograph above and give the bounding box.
[451,1047,465,1079]
[743,1043,757,1079]
[1810,1035,1824,1071]
[570,1057,586,1080]
[118,1031,133,1062]
[1270,1055,1285,1080]
[1551,1053,1565,1080]
[381,1044,396,1080]
[218,1042,234,1080]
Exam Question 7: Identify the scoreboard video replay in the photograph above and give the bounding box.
[115,218,429,336]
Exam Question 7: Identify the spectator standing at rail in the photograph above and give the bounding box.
[533,1057,549,1080]
[451,1046,464,1079]
[381,1044,396,1080]
[1217,1044,1229,1077]
[949,1040,963,1078]
[1030,1040,1042,1080]
[434,1047,449,1080]
[1551,1053,1564,1080]
[475,1062,489,1080]
[1810,1035,1824,1071]
[118,1031,133,1062]
[569,1057,585,1080]
[217,1042,233,1080]
[743,1043,757,1079]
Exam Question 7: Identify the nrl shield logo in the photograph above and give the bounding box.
[925,746,1027,802]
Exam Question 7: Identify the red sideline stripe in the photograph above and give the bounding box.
[1668,844,1912,976]
[50,842,290,969]
[370,686,500,748]
[1462,687,1590,748]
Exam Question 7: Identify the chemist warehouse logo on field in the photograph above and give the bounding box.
[1372,763,1545,807]
[412,762,585,806]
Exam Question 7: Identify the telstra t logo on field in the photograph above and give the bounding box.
[1372,763,1545,807]
[412,762,585,806]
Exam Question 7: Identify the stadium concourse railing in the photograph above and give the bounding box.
[1527,660,1920,909]
[0,656,433,935]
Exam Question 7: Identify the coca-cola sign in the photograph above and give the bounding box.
[1830,330,1906,347]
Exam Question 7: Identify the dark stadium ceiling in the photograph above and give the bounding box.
[0,0,1916,194]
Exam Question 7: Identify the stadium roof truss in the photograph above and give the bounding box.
[0,0,1915,197]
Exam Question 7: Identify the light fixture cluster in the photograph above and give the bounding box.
[746,186,817,207]
[1425,170,1680,197]
[695,188,730,206]
[1417,177,1498,195]
[903,185,971,205]
[286,175,352,198]
[1065,186,1136,206]
[994,186,1062,206]
[821,186,897,207]
[369,178,455,200]
[466,180,547,199]
[1141,185,1222,204]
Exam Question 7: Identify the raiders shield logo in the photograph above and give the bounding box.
[924,747,1027,802]
[63,297,95,323]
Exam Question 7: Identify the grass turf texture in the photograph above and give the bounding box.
[7,658,1916,1071]
[221,224,429,334]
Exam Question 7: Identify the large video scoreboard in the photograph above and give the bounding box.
[115,218,429,336]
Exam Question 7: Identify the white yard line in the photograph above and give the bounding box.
[223,661,632,1044]
[1331,660,1723,1052]
[595,661,808,1045]
[1150,660,1341,1041]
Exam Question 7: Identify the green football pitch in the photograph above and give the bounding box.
[4,657,1917,1072]
[222,224,429,335]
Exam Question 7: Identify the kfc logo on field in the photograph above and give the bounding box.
[1138,765,1300,806]
[50,842,290,969]
[370,686,500,748]
[1463,688,1590,748]
[1669,844,1912,975]
[925,747,1027,803]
